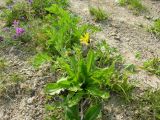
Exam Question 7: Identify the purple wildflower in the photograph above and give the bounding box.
[13,20,19,27]
[28,0,33,4]
[16,28,25,36]
[3,27,10,32]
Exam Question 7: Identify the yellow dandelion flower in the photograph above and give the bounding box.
[80,33,90,45]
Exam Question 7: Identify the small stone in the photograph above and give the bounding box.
[0,110,4,118]
[20,83,28,89]
[114,36,120,40]
[125,38,130,41]
[110,32,117,36]
[145,16,151,20]
[135,110,139,114]
[27,97,35,104]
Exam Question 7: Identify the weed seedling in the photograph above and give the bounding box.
[135,51,141,59]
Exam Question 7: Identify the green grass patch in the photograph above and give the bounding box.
[143,58,160,76]
[89,7,109,22]
[150,19,160,37]
[118,0,147,15]
[133,90,160,119]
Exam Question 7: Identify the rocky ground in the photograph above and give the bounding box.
[0,0,160,120]
[0,46,50,120]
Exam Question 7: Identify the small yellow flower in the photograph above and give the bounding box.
[80,33,90,45]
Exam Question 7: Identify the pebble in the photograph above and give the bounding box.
[0,110,4,118]
[125,38,130,41]
[145,16,151,20]
[114,36,121,41]
[27,97,35,104]
[110,32,117,36]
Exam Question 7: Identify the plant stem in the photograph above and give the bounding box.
[80,100,84,120]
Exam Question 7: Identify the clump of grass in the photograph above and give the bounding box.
[124,64,137,73]
[117,0,127,6]
[150,19,160,37]
[118,0,147,14]
[89,7,108,22]
[5,0,14,6]
[10,73,24,83]
[143,58,160,76]
[0,73,24,96]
